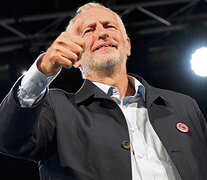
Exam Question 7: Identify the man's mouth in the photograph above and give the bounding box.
[94,43,116,51]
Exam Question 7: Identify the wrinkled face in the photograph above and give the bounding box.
[72,7,131,76]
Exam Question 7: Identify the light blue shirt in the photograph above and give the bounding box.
[17,55,181,180]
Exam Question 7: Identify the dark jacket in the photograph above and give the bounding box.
[0,75,207,180]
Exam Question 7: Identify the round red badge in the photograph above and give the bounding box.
[176,123,189,133]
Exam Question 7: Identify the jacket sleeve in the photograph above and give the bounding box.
[0,79,56,162]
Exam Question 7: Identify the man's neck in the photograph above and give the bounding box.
[85,69,135,100]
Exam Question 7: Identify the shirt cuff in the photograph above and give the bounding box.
[17,53,60,107]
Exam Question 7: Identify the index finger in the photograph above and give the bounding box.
[61,31,85,49]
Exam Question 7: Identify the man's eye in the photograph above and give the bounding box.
[107,25,115,29]
[84,29,92,34]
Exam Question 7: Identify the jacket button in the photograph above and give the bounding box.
[122,141,130,150]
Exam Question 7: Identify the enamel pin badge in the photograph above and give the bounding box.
[176,122,189,133]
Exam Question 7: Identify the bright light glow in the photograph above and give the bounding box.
[190,47,207,77]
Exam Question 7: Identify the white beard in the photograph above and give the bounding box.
[80,47,128,78]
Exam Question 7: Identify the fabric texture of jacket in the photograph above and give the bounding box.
[0,75,207,180]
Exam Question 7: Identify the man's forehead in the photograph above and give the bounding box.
[72,7,118,34]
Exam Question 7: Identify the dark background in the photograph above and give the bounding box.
[0,0,207,179]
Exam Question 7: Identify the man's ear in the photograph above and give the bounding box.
[126,37,131,56]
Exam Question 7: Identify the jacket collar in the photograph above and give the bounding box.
[74,75,168,107]
[74,79,113,104]
[128,74,168,108]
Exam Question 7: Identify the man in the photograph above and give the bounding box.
[0,2,206,180]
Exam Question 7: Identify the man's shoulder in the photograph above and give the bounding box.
[132,74,195,104]
[153,86,196,105]
[48,88,75,100]
[49,88,74,94]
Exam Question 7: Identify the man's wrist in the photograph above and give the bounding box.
[17,53,60,107]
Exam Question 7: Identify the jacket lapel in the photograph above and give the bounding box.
[135,75,195,178]
[73,79,129,136]
[133,75,182,149]
[72,79,132,179]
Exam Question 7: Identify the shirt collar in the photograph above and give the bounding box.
[93,75,146,102]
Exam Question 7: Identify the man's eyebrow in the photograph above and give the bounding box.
[79,23,96,33]
[84,23,96,29]
[77,20,117,35]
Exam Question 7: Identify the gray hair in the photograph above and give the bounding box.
[65,2,127,37]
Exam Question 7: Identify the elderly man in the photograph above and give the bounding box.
[0,2,206,180]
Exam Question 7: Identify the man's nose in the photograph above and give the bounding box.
[97,26,109,39]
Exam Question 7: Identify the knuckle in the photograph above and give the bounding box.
[49,51,55,58]
[65,61,72,69]
[70,53,78,61]
[68,60,72,66]
[50,53,60,64]
[52,44,58,50]
[74,53,78,60]
[50,51,57,58]
[60,32,66,37]
[56,38,64,45]
[78,46,83,53]
[79,39,85,47]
